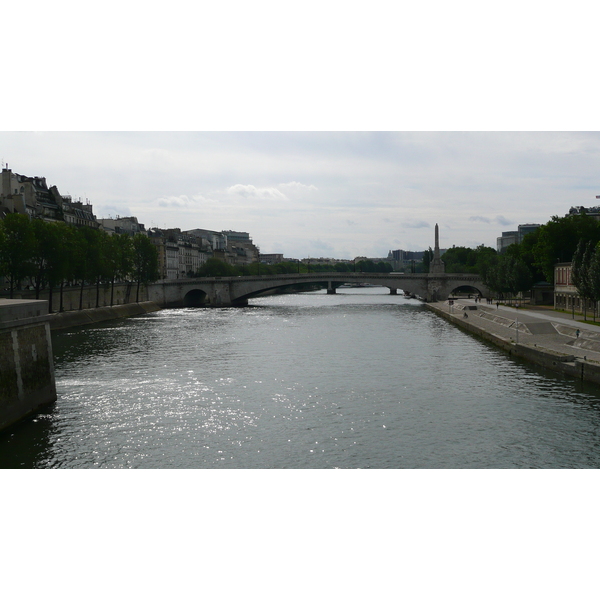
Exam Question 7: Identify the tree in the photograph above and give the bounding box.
[572,240,598,321]
[506,256,534,298]
[71,227,92,310]
[92,229,111,308]
[532,214,600,282]
[587,246,600,321]
[31,219,53,299]
[422,247,433,273]
[107,234,134,306]
[46,222,73,312]
[0,214,36,298]
[198,258,238,277]
[132,233,159,302]
[571,239,586,296]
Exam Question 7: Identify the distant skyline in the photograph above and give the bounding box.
[2,131,599,259]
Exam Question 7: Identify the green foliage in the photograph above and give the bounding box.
[132,233,159,301]
[195,258,393,277]
[108,234,134,282]
[132,233,160,285]
[481,253,533,297]
[504,230,545,283]
[531,214,600,283]
[422,247,433,272]
[355,260,392,273]
[0,220,161,306]
[441,245,497,274]
[0,214,36,297]
[572,239,600,319]
[198,258,239,277]
[589,247,600,308]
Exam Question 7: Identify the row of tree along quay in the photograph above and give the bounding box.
[3,208,599,311]
[419,212,600,304]
[571,238,600,322]
[194,258,393,278]
[0,214,159,312]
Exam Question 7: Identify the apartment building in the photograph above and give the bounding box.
[0,167,100,228]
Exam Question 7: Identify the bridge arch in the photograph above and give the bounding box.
[232,282,324,304]
[448,284,487,298]
[183,288,209,307]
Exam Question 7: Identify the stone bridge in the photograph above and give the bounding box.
[147,272,490,307]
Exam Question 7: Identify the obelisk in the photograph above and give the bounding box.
[429,223,445,274]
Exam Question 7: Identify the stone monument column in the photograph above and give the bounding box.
[429,223,445,274]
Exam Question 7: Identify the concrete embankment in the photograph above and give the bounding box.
[0,299,57,431]
[426,301,600,386]
[47,301,162,331]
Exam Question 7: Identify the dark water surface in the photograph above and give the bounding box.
[3,288,600,468]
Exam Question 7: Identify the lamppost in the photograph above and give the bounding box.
[515,302,519,344]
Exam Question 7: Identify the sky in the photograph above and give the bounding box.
[4,3,600,263]
[3,131,600,260]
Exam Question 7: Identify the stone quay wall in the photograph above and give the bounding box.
[2,282,149,312]
[426,303,600,386]
[48,301,162,331]
[0,300,57,432]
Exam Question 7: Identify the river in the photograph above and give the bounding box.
[3,287,600,468]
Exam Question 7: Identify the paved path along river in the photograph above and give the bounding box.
[431,299,600,363]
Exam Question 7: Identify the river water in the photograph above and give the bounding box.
[3,287,600,468]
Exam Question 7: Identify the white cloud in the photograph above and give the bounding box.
[157,195,197,208]
[278,181,318,197]
[3,131,600,258]
[226,184,287,201]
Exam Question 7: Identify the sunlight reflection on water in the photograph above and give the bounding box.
[3,288,600,468]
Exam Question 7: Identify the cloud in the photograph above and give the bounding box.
[307,239,336,256]
[6,131,600,259]
[279,181,318,192]
[226,184,287,201]
[157,195,197,208]
[495,215,513,226]
[402,219,430,229]
[96,204,129,218]
[470,215,514,227]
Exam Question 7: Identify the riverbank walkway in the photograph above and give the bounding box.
[430,299,600,364]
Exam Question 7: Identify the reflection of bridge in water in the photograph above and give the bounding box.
[148,272,490,308]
